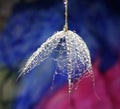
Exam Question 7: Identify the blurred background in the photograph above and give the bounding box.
[0,0,120,109]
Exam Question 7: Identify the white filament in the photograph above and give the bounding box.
[18,30,93,94]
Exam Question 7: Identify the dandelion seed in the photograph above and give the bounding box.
[17,0,95,96]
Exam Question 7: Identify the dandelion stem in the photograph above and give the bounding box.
[64,0,68,32]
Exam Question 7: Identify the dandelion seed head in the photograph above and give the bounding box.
[18,30,93,93]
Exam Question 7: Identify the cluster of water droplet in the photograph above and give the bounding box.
[18,30,93,93]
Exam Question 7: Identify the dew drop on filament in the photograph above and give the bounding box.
[17,30,94,95]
